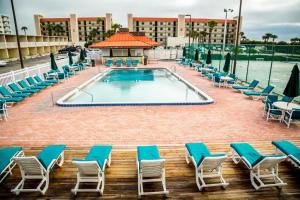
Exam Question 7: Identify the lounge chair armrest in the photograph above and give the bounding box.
[46,159,57,172]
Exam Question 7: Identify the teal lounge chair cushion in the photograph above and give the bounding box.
[137,145,161,162]
[272,140,300,164]
[37,145,66,169]
[243,91,263,96]
[34,75,57,84]
[83,145,112,170]
[0,97,23,102]
[186,143,225,167]
[233,85,251,90]
[0,86,30,98]
[0,147,22,173]
[230,143,263,168]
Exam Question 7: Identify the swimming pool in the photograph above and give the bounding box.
[57,68,213,106]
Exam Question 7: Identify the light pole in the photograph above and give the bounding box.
[10,0,24,69]
[185,14,192,58]
[233,0,243,75]
[222,9,233,59]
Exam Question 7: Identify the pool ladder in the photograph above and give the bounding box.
[78,88,94,103]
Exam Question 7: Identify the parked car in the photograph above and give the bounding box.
[58,46,78,54]
[0,60,7,67]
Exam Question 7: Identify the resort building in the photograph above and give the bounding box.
[0,34,69,60]
[34,13,112,44]
[0,15,12,35]
[128,13,241,46]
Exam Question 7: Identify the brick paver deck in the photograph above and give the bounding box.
[1,62,299,147]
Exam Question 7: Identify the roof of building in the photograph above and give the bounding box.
[185,18,237,23]
[89,32,159,49]
[133,17,177,22]
[78,17,105,21]
[40,18,70,22]
[133,17,237,23]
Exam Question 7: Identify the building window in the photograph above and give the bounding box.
[168,22,171,25]
[160,38,163,41]
[168,28,170,30]
[214,39,216,42]
[160,27,163,30]
[149,27,152,30]
[142,22,144,25]
[160,33,163,36]
[150,22,152,25]
[141,27,144,30]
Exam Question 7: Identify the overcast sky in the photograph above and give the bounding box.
[1,0,299,41]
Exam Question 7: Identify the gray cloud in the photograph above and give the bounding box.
[0,0,299,41]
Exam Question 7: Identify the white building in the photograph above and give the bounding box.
[0,15,12,35]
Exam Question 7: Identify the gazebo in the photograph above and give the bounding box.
[89,31,159,64]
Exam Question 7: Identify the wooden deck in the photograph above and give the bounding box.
[1,141,300,199]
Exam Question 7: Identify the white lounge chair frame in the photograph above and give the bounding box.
[231,148,287,190]
[0,101,8,121]
[185,148,228,191]
[71,153,111,195]
[0,150,24,183]
[11,151,64,195]
[274,147,300,168]
[266,102,283,122]
[137,159,169,197]
[283,109,300,128]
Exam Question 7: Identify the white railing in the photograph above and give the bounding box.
[0,55,79,87]
[147,49,182,60]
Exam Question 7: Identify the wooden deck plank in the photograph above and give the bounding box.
[1,141,300,199]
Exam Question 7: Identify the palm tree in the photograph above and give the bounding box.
[270,34,278,42]
[111,23,122,32]
[265,33,273,42]
[290,37,300,44]
[89,28,100,42]
[53,24,64,36]
[21,26,28,36]
[43,23,55,36]
[189,30,199,44]
[207,20,217,44]
[199,31,208,44]
[240,32,247,41]
[262,35,268,43]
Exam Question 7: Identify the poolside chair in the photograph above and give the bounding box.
[33,75,58,85]
[0,96,24,103]
[8,82,39,94]
[232,80,259,92]
[11,145,66,195]
[0,100,8,121]
[230,143,287,190]
[283,109,300,128]
[27,76,52,87]
[0,147,23,183]
[243,85,274,100]
[265,101,282,122]
[133,59,139,67]
[125,59,132,67]
[62,65,75,77]
[185,143,228,191]
[137,145,168,197]
[272,140,300,168]
[25,77,48,89]
[0,85,30,98]
[17,80,43,92]
[105,59,113,67]
[116,58,122,67]
[47,69,65,80]
[72,145,112,195]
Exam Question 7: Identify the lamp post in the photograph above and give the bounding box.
[233,0,243,75]
[185,14,192,58]
[10,0,24,69]
[222,9,233,59]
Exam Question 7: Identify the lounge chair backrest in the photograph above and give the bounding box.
[282,96,292,102]
[249,80,259,88]
[200,156,227,170]
[0,86,11,96]
[291,109,300,119]
[73,161,101,175]
[262,85,274,94]
[140,159,165,178]
[26,77,36,85]
[8,82,21,92]
[13,157,46,175]
[34,75,43,83]
[17,80,29,88]
[266,95,278,104]
[253,156,286,169]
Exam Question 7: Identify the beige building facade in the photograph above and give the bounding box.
[34,13,112,44]
[128,14,241,46]
[0,15,12,35]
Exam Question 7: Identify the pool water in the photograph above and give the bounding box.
[58,68,213,106]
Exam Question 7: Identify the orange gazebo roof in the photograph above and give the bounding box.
[89,32,159,49]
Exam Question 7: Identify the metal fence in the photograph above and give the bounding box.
[184,44,300,102]
[0,56,79,87]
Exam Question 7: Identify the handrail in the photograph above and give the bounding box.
[78,88,94,103]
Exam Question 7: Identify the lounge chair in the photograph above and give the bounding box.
[25,77,48,89]
[283,109,300,128]
[0,96,24,103]
[7,82,39,94]
[185,143,228,191]
[17,80,43,92]
[230,143,287,190]
[11,145,66,195]
[265,99,282,122]
[243,85,274,100]
[232,80,259,92]
[62,65,75,77]
[0,147,23,183]
[33,75,58,85]
[105,59,113,67]
[137,145,168,197]
[272,140,300,168]
[0,85,30,98]
[116,58,122,67]
[125,59,132,67]
[0,100,8,120]
[72,145,112,195]
[132,59,139,67]
[27,76,52,87]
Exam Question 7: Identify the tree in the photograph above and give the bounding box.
[89,28,100,42]
[53,24,64,36]
[21,26,28,36]
[240,32,247,41]
[207,20,217,44]
[111,23,122,32]
[104,24,122,39]
[264,33,273,42]
[199,31,208,44]
[290,37,300,44]
[270,34,278,42]
[262,35,268,43]
[42,23,55,36]
[188,30,199,43]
